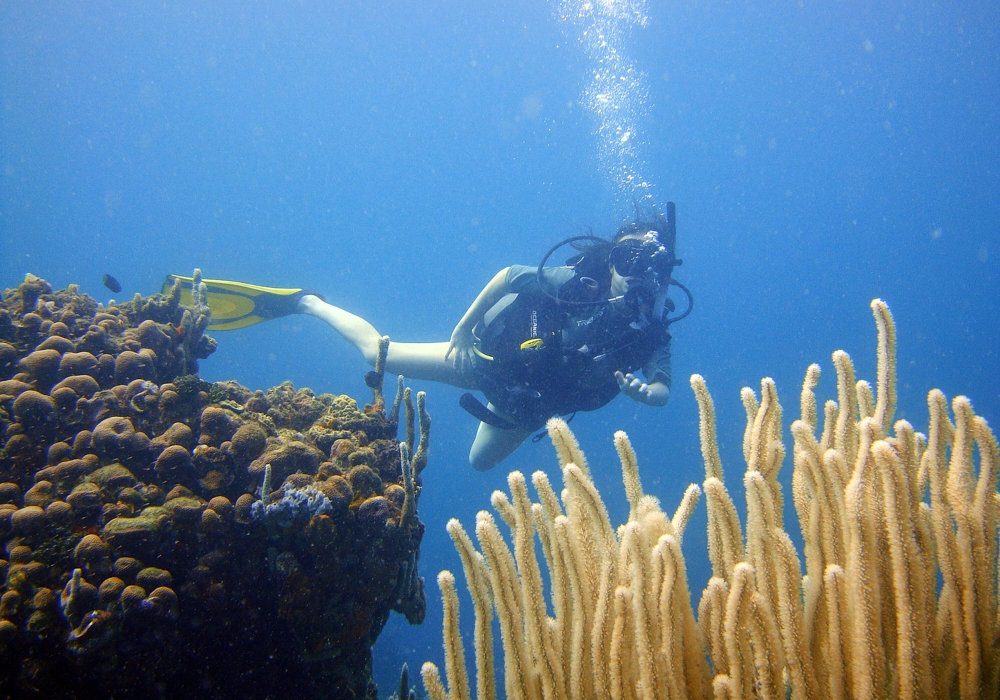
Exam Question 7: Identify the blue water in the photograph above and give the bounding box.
[2,0,998,694]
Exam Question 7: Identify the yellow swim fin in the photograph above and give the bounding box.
[162,275,310,331]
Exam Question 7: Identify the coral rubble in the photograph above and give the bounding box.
[0,275,426,699]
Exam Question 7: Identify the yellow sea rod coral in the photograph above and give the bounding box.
[423,299,1000,700]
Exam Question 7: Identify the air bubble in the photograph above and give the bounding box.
[554,0,654,208]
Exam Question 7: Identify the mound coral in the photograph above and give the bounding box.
[423,300,999,700]
[0,275,429,700]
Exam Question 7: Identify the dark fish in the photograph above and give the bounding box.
[102,274,122,293]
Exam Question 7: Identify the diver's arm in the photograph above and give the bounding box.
[615,372,670,406]
[446,267,511,367]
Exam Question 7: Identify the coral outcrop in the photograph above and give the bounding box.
[0,275,427,699]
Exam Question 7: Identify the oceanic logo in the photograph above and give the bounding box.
[554,0,653,207]
[530,309,539,339]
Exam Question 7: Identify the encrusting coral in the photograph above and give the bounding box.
[422,299,999,700]
[0,274,429,700]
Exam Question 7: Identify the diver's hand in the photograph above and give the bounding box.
[446,324,477,374]
[616,371,651,403]
[616,372,669,406]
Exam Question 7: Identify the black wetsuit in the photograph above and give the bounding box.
[471,265,672,431]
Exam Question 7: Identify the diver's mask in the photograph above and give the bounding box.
[609,231,673,279]
[608,232,672,324]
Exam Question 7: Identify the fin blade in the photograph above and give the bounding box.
[162,274,305,330]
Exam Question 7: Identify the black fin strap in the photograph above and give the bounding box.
[530,412,577,443]
[460,393,519,431]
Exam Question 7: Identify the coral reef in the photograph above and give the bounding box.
[0,275,427,699]
[423,299,999,700]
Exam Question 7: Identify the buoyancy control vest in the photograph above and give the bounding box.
[468,282,667,431]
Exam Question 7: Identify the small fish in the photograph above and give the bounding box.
[102,274,122,293]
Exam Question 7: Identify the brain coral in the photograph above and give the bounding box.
[119,584,146,613]
[198,406,238,446]
[114,349,156,385]
[19,349,61,391]
[45,441,73,464]
[154,444,195,482]
[58,350,98,377]
[51,373,100,398]
[152,422,195,450]
[10,506,46,536]
[12,390,56,430]
[230,422,267,464]
[91,417,137,459]
[36,335,74,354]
[0,342,17,378]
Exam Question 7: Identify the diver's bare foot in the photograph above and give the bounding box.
[297,293,323,313]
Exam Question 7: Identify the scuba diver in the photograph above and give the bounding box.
[166,203,691,471]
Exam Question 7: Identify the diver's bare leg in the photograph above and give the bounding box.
[468,406,533,471]
[298,294,475,389]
